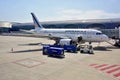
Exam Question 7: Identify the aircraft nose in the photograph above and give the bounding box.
[103,34,109,41]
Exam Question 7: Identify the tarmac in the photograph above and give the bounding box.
[0,35,120,80]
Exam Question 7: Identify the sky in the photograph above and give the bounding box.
[0,0,120,22]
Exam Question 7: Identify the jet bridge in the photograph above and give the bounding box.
[100,27,120,47]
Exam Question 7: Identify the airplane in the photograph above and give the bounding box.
[31,12,109,46]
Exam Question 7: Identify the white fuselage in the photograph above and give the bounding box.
[35,28,109,42]
[31,12,109,43]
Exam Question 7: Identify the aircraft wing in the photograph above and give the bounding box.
[48,34,68,40]
[20,29,36,34]
[20,29,68,40]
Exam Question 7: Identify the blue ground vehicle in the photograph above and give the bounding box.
[48,47,64,58]
[64,45,77,53]
[42,44,78,58]
[43,45,65,58]
[43,45,50,55]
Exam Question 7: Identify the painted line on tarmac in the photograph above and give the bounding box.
[13,58,45,68]
[89,64,120,80]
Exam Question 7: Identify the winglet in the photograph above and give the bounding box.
[31,12,44,29]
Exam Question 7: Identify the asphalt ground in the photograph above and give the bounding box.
[0,35,120,80]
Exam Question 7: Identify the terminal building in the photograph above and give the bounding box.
[12,18,120,30]
[1,18,120,38]
[0,21,12,33]
[11,18,120,38]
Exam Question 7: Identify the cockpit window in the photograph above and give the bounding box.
[96,32,102,35]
